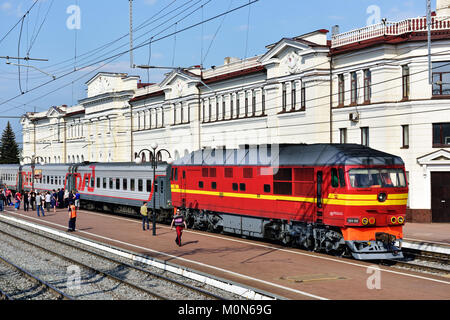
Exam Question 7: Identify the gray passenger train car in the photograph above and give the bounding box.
[0,164,20,190]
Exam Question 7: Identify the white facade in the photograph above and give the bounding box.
[21,12,450,222]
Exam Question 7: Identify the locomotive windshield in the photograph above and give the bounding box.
[349,168,406,188]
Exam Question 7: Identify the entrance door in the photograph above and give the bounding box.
[431,172,450,222]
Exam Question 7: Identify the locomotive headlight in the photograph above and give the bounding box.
[361,217,369,225]
[397,216,404,224]
[369,217,376,225]
[377,192,387,203]
[390,216,397,224]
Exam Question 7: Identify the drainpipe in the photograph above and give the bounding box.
[329,55,333,144]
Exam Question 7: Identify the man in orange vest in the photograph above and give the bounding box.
[67,203,77,232]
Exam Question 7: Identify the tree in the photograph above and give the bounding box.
[0,122,20,164]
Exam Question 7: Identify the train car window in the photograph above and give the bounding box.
[232,183,238,191]
[116,178,120,190]
[130,179,135,191]
[47,176,50,184]
[240,183,246,191]
[211,182,217,189]
[338,168,346,187]
[51,176,54,185]
[146,180,151,192]
[91,177,95,188]
[199,181,204,189]
[85,176,89,188]
[202,168,209,177]
[97,177,100,188]
[103,178,107,189]
[243,168,253,178]
[138,179,143,192]
[274,168,292,181]
[264,184,271,193]
[294,168,314,181]
[331,168,339,188]
[123,179,128,190]
[225,168,233,178]
[109,178,113,189]
[210,168,216,178]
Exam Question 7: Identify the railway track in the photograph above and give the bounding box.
[0,254,74,300]
[382,248,450,276]
[0,220,233,300]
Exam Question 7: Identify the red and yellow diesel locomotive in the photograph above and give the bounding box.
[171,144,408,259]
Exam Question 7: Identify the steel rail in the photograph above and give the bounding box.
[0,220,226,300]
[0,253,74,300]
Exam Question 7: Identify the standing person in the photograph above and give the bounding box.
[30,190,36,211]
[0,190,5,212]
[58,188,64,209]
[170,209,187,247]
[68,190,75,206]
[74,190,80,210]
[35,192,45,217]
[140,202,149,231]
[51,190,57,214]
[64,189,69,208]
[23,191,29,212]
[67,203,77,232]
[14,191,21,211]
[45,191,51,213]
[6,189,12,206]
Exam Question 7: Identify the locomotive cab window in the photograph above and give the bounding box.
[331,168,339,188]
[349,169,407,188]
[338,168,346,187]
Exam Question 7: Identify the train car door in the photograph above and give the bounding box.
[315,170,323,224]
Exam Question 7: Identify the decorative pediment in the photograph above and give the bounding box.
[417,149,450,165]
[259,38,312,66]
[46,106,65,118]
[160,69,201,98]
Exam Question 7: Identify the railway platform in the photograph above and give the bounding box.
[0,205,448,300]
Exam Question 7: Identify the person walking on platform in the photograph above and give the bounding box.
[23,191,29,212]
[74,190,80,210]
[51,190,57,214]
[170,209,187,247]
[36,192,45,217]
[64,189,69,207]
[67,203,77,232]
[140,201,149,231]
[14,191,21,211]
[30,190,36,211]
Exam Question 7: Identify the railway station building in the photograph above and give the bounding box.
[21,1,450,223]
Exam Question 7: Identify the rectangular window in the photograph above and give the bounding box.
[116,178,120,190]
[146,179,151,192]
[338,74,345,106]
[402,125,409,148]
[301,82,306,110]
[245,91,249,117]
[230,98,234,119]
[340,128,347,144]
[222,97,226,120]
[130,179,135,191]
[199,181,204,189]
[351,72,357,104]
[282,83,287,111]
[211,182,217,189]
[103,178,107,189]
[97,177,100,188]
[432,62,450,96]
[232,183,238,191]
[338,168,346,187]
[291,81,296,110]
[364,69,371,103]
[263,184,271,193]
[123,178,128,190]
[109,178,113,189]
[138,179,143,192]
[361,127,369,146]
[239,183,246,191]
[433,123,450,147]
[331,168,339,188]
[402,65,410,99]
[252,91,256,116]
[262,89,266,115]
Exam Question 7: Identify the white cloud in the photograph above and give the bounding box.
[1,2,12,11]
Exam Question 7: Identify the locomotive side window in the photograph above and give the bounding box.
[331,168,339,188]
[338,168,346,187]
[232,183,238,191]
[264,184,271,193]
[211,182,217,190]
[199,181,204,189]
[274,168,292,196]
[240,183,246,191]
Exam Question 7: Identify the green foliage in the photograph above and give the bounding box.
[0,122,20,164]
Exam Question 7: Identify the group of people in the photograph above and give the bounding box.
[0,187,79,232]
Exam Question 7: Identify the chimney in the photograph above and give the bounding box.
[437,0,450,16]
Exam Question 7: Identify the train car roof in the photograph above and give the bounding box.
[75,162,170,170]
[173,144,404,167]
[0,164,20,169]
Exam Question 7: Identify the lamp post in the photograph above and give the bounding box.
[135,143,172,236]
[22,154,45,191]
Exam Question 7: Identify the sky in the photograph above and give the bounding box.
[0,0,429,145]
